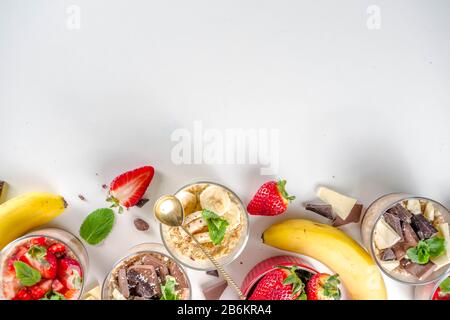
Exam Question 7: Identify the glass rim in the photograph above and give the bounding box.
[101,242,192,300]
[0,228,88,300]
[160,180,250,271]
[366,194,450,286]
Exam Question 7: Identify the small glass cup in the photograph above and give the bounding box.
[0,228,89,300]
[361,193,450,285]
[414,270,450,300]
[102,243,192,300]
[160,181,250,271]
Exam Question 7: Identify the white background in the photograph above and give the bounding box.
[1,0,450,300]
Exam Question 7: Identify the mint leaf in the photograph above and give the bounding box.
[407,240,430,264]
[13,261,41,286]
[439,278,450,295]
[426,237,446,258]
[28,245,47,260]
[79,208,115,245]
[201,209,229,245]
[40,291,66,300]
[160,276,179,300]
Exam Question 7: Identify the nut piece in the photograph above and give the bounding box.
[134,218,149,231]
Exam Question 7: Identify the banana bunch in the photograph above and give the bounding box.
[263,219,387,300]
[0,192,67,249]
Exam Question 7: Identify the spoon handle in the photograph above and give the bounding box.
[182,226,246,300]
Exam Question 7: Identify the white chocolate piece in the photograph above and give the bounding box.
[380,260,400,272]
[431,223,450,270]
[406,199,422,215]
[374,218,402,250]
[316,186,357,220]
[423,202,435,222]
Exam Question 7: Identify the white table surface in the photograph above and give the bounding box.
[1,0,450,300]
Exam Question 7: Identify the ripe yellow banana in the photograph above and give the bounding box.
[0,192,67,249]
[262,219,387,300]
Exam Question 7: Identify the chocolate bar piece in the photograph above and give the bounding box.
[387,204,412,223]
[305,204,333,220]
[332,204,363,227]
[411,214,438,240]
[202,280,228,300]
[400,259,436,280]
[402,222,419,247]
[206,270,219,277]
[383,212,403,240]
[380,248,396,261]
[392,242,408,260]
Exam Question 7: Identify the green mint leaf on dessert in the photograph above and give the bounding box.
[160,275,179,300]
[439,277,450,295]
[28,245,47,260]
[79,208,115,245]
[13,261,41,286]
[426,237,446,258]
[323,274,341,300]
[407,240,430,264]
[40,291,66,300]
[202,209,229,245]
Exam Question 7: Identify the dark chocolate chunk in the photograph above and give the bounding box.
[392,242,408,260]
[387,204,412,222]
[410,214,438,240]
[202,280,228,300]
[305,204,333,220]
[117,268,130,298]
[400,259,436,280]
[333,204,363,227]
[402,222,419,247]
[78,194,86,201]
[380,248,396,261]
[206,270,219,277]
[136,198,150,208]
[169,262,188,289]
[127,265,161,298]
[134,218,149,231]
[102,184,108,189]
[383,212,403,240]
[141,254,169,279]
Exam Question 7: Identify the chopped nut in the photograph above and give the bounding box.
[133,218,149,231]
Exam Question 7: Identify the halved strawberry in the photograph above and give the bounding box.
[306,273,341,300]
[107,165,154,212]
[57,258,83,291]
[30,237,47,246]
[29,280,52,300]
[247,180,295,216]
[20,246,58,279]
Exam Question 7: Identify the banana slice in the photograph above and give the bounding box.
[199,185,231,215]
[186,217,207,234]
[176,191,197,215]
[194,232,212,244]
[184,210,203,225]
[223,203,241,230]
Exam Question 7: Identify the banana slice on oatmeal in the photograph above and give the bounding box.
[184,210,203,225]
[176,190,197,215]
[199,185,231,215]
[186,217,207,234]
[222,203,241,231]
[195,232,213,244]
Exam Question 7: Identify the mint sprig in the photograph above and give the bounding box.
[439,277,450,295]
[13,261,41,286]
[201,209,229,245]
[40,291,66,300]
[407,237,446,265]
[160,276,179,300]
[79,208,115,245]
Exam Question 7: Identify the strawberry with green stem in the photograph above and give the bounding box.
[247,180,295,216]
[306,273,341,300]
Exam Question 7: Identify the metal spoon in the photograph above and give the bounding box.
[154,195,246,300]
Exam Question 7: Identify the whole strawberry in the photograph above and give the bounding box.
[107,165,154,213]
[247,180,295,216]
[306,273,341,300]
[249,266,305,300]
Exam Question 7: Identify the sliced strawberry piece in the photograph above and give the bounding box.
[29,280,52,300]
[30,237,47,246]
[57,258,83,291]
[247,180,295,216]
[52,279,65,293]
[48,243,66,258]
[108,165,154,211]
[64,289,78,299]
[22,246,58,279]
[13,288,33,300]
[306,273,341,300]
